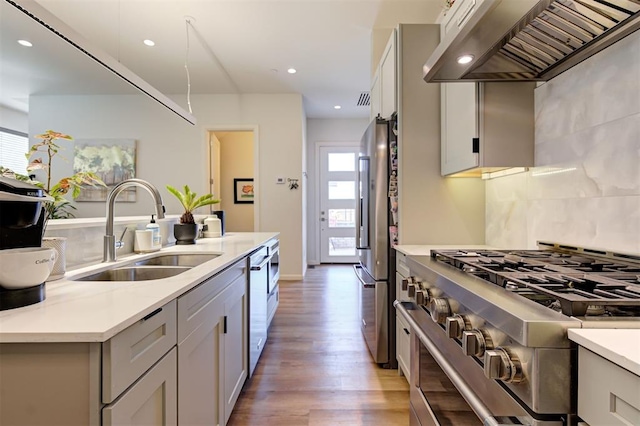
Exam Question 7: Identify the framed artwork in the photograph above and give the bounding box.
[234,178,254,204]
[73,139,137,202]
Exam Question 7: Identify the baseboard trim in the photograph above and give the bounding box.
[279,274,304,281]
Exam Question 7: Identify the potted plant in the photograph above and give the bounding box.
[166,184,220,245]
[26,130,106,219]
[0,130,105,279]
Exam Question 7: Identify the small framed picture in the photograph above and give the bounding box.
[234,178,254,204]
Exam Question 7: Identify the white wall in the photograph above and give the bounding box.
[0,106,28,133]
[218,131,254,232]
[486,31,640,254]
[306,118,369,264]
[29,93,307,278]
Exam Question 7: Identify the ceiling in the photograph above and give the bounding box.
[1,0,444,120]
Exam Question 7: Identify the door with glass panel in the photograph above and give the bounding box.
[319,146,358,263]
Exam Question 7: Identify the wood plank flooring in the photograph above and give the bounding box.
[228,265,410,426]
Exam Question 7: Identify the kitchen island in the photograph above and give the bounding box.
[0,232,278,426]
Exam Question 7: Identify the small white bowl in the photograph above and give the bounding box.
[0,247,57,289]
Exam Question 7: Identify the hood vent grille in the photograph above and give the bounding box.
[424,0,640,82]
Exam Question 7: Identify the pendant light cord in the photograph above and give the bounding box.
[184,19,193,114]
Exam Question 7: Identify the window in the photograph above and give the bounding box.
[0,128,29,175]
[328,153,355,171]
[328,181,355,200]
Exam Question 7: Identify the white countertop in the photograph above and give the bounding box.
[394,244,493,256]
[0,232,278,343]
[569,329,640,376]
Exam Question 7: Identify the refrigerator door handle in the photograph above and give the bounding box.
[356,156,370,250]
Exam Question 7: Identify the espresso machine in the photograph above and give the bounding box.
[0,176,52,310]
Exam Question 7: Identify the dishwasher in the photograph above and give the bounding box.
[248,246,269,377]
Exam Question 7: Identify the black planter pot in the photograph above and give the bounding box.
[174,223,198,245]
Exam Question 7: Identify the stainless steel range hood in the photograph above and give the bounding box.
[423,0,640,82]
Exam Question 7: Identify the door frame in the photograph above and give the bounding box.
[204,125,260,232]
[314,141,359,264]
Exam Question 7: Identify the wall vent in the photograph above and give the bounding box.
[356,91,370,106]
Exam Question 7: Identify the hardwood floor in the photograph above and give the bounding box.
[228,264,410,426]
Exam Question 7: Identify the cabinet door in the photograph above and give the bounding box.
[222,274,248,425]
[178,296,225,426]
[441,82,478,176]
[102,348,177,426]
[370,71,381,120]
[380,30,397,119]
[395,311,411,384]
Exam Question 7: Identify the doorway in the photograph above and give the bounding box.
[209,130,256,232]
[318,145,359,264]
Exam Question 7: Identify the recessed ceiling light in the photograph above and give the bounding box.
[143,39,155,47]
[287,68,297,74]
[334,105,341,110]
[457,54,474,64]
[17,40,33,47]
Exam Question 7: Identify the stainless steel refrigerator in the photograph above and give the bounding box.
[354,115,397,368]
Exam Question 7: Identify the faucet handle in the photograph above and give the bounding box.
[115,226,129,250]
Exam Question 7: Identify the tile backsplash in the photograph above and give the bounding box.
[486,30,640,254]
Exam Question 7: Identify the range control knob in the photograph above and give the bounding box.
[484,348,524,384]
[401,278,409,291]
[407,284,416,298]
[445,314,469,339]
[462,329,493,357]
[416,289,430,305]
[428,298,450,324]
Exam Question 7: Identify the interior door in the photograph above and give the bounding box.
[319,146,358,263]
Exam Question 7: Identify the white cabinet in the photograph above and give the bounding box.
[578,347,640,426]
[103,348,178,426]
[379,31,397,119]
[441,81,535,176]
[370,71,381,120]
[221,278,248,424]
[370,29,396,120]
[395,251,411,383]
[177,257,248,426]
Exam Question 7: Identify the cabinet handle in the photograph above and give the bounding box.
[472,137,480,153]
[403,328,410,335]
[142,307,162,321]
[223,315,228,334]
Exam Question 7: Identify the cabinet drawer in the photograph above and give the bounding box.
[103,347,177,426]
[396,312,411,383]
[578,347,640,426]
[178,258,246,343]
[102,300,177,403]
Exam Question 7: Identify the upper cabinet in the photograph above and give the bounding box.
[370,30,397,120]
[441,81,536,177]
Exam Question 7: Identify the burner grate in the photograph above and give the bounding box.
[431,248,640,317]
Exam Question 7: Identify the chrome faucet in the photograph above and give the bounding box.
[104,178,165,262]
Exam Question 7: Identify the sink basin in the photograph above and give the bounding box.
[72,253,220,282]
[74,266,192,282]
[134,253,219,267]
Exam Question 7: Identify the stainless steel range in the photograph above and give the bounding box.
[394,242,640,426]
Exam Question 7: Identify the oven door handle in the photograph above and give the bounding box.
[250,254,271,271]
[395,301,517,426]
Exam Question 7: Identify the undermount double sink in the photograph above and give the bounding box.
[73,253,220,282]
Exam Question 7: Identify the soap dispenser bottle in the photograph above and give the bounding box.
[146,214,161,250]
